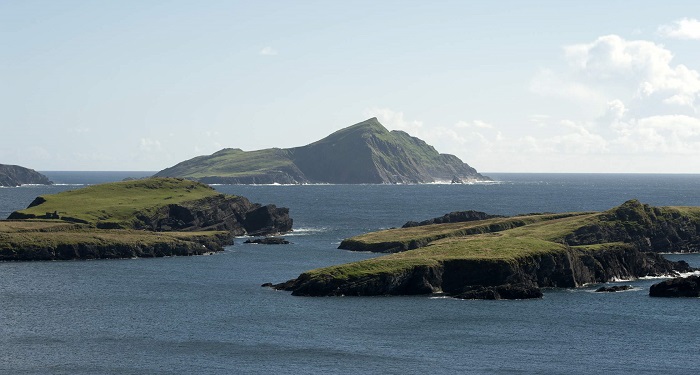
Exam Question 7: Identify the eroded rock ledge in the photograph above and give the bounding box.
[270,200,699,300]
[649,275,700,297]
[2,178,292,260]
[273,246,692,299]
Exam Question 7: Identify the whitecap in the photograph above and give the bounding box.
[285,227,329,236]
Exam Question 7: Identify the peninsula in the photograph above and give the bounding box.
[154,118,489,184]
[2,178,292,260]
[271,200,698,299]
[0,163,52,187]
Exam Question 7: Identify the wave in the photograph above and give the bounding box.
[286,227,329,236]
[639,270,700,280]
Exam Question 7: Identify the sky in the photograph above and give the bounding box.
[2,1,700,173]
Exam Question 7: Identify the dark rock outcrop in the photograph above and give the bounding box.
[273,246,692,299]
[564,200,700,253]
[9,194,292,237]
[3,178,293,260]
[595,285,633,292]
[454,283,543,300]
[402,210,503,228]
[649,275,700,297]
[0,164,52,187]
[244,237,291,245]
[0,233,231,261]
[272,201,699,300]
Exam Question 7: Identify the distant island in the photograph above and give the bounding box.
[270,200,698,299]
[1,178,292,260]
[155,118,490,184]
[0,163,52,187]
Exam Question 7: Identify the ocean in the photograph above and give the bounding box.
[1,172,699,374]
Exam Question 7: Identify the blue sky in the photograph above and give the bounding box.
[2,1,700,172]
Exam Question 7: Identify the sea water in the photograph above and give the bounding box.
[1,173,699,374]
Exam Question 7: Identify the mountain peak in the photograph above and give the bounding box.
[155,118,490,184]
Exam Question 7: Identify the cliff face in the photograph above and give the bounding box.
[155,118,490,184]
[8,178,293,237]
[121,195,292,236]
[0,230,232,261]
[564,200,700,253]
[3,178,293,260]
[279,246,692,297]
[0,164,52,187]
[272,201,700,299]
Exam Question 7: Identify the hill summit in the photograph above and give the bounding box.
[155,118,490,184]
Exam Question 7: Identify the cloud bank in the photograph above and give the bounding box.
[368,30,700,173]
[658,18,700,40]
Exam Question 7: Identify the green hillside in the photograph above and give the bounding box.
[273,200,700,298]
[9,178,222,227]
[155,118,489,184]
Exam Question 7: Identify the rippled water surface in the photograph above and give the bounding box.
[2,173,700,374]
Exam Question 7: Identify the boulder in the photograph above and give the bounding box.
[649,275,700,297]
[402,210,503,228]
[453,283,543,300]
[244,237,291,245]
[595,285,633,292]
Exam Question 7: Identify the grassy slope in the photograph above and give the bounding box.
[0,221,226,248]
[12,178,222,227]
[0,220,229,260]
[155,148,295,178]
[306,204,700,280]
[154,117,485,182]
[341,212,591,250]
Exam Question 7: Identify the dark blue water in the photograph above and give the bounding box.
[1,173,700,374]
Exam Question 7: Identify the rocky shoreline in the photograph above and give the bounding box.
[272,246,694,299]
[0,163,52,187]
[270,201,700,299]
[1,178,293,261]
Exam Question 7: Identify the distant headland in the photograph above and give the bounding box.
[154,118,490,184]
[0,163,52,187]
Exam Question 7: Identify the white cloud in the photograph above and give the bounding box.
[364,107,424,134]
[259,46,278,56]
[360,34,700,173]
[658,18,700,40]
[139,138,162,152]
[455,120,493,129]
[534,35,700,112]
[524,34,700,170]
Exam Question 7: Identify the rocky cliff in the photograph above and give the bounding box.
[0,223,233,261]
[649,275,700,297]
[0,164,52,187]
[2,178,292,260]
[276,245,692,298]
[402,210,504,228]
[8,178,292,236]
[271,201,699,299]
[155,118,490,184]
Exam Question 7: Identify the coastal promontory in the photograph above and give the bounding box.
[0,163,52,187]
[154,118,489,184]
[2,178,292,260]
[271,200,698,299]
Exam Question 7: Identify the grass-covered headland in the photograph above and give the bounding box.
[273,200,699,299]
[2,178,292,260]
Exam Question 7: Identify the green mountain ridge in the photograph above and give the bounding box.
[155,118,489,184]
